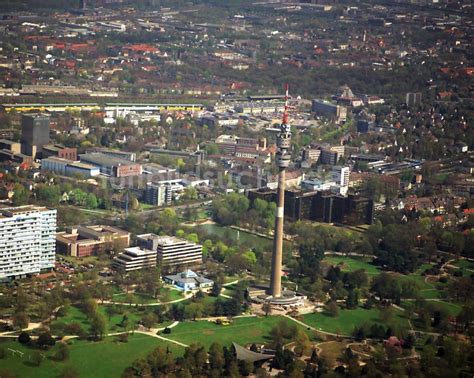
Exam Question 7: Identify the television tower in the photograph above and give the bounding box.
[269,84,291,298]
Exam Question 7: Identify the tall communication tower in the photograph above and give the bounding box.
[269,84,291,298]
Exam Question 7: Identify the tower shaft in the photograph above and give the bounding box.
[270,167,285,297]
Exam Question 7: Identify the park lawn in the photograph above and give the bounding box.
[452,259,474,271]
[323,256,381,276]
[161,288,184,302]
[166,316,303,349]
[428,300,463,317]
[301,306,409,337]
[391,272,434,293]
[111,287,183,304]
[59,254,100,266]
[52,305,91,332]
[52,305,150,334]
[418,289,443,299]
[400,300,462,318]
[112,292,157,304]
[138,202,156,210]
[98,305,143,332]
[0,334,183,378]
[224,275,241,284]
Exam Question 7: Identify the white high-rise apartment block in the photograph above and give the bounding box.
[332,166,350,187]
[0,206,56,279]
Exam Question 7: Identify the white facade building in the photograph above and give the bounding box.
[137,234,202,268]
[0,206,56,279]
[332,166,350,187]
[112,247,157,272]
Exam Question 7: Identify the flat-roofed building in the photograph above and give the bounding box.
[56,225,130,257]
[137,233,202,269]
[21,113,50,158]
[112,247,157,272]
[79,152,142,177]
[43,144,77,161]
[0,205,56,279]
[41,157,100,178]
[0,139,21,154]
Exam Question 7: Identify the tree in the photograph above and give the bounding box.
[141,313,158,330]
[346,290,359,309]
[310,348,318,363]
[37,331,56,348]
[182,186,198,200]
[294,329,311,356]
[54,343,70,361]
[30,351,43,367]
[12,312,29,329]
[209,342,225,371]
[184,303,204,320]
[18,331,31,345]
[262,302,272,317]
[379,306,394,324]
[82,298,98,319]
[211,281,222,297]
[36,184,61,206]
[12,184,29,206]
[85,193,98,209]
[325,301,339,317]
[90,312,107,340]
[69,188,87,206]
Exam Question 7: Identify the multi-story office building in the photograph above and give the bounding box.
[137,233,202,269]
[21,114,50,158]
[320,149,339,165]
[144,183,168,206]
[311,99,347,123]
[248,189,373,225]
[0,205,56,279]
[332,166,350,187]
[112,247,157,272]
[56,225,130,257]
[302,148,321,163]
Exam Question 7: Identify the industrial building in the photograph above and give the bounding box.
[311,99,347,123]
[41,156,100,178]
[42,144,77,161]
[0,206,56,280]
[79,152,142,177]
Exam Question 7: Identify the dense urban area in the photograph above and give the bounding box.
[0,0,472,377]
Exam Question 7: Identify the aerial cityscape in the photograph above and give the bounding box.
[0,0,472,377]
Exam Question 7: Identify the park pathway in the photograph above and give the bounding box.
[282,314,354,339]
[130,321,188,348]
[101,292,193,307]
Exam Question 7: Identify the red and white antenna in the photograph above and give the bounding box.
[282,83,289,125]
